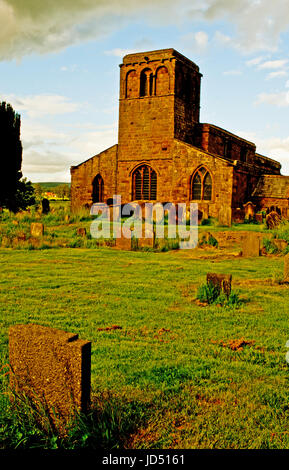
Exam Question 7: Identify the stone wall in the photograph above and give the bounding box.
[254,197,289,217]
[70,144,118,210]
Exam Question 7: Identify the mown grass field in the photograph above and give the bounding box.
[1,245,289,449]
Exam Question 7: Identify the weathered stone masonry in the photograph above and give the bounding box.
[71,48,289,224]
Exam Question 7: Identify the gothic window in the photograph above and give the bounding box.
[191,167,212,201]
[92,174,104,203]
[140,68,154,97]
[132,165,157,200]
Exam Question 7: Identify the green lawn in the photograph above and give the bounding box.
[1,247,289,449]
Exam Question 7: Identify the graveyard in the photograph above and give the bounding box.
[1,207,289,449]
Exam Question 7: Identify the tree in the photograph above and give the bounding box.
[0,102,35,211]
[14,178,36,211]
[55,184,70,200]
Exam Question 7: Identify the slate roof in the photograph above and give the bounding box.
[252,175,289,199]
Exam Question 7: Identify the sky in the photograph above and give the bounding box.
[0,0,289,182]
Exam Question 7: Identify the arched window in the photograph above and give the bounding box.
[155,66,169,95]
[125,70,138,98]
[191,167,212,201]
[140,68,154,97]
[92,174,104,203]
[132,165,157,200]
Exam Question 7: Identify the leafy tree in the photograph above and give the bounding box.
[14,178,36,211]
[0,102,35,211]
[55,184,70,200]
[33,183,43,199]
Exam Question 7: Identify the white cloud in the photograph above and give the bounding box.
[104,48,138,58]
[60,64,78,73]
[234,130,289,173]
[246,56,265,66]
[266,70,288,80]
[2,94,81,118]
[20,117,118,181]
[258,59,288,70]
[194,31,209,48]
[214,30,231,45]
[0,0,289,60]
[255,91,289,107]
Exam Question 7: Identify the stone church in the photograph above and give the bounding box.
[70,48,289,225]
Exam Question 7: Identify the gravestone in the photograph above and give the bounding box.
[30,222,44,238]
[255,213,263,224]
[218,206,232,227]
[138,237,154,249]
[206,273,232,299]
[114,236,132,250]
[266,211,281,229]
[9,324,91,434]
[242,233,260,257]
[273,239,288,252]
[243,201,256,220]
[233,208,245,224]
[138,224,154,248]
[77,227,87,237]
[42,198,50,214]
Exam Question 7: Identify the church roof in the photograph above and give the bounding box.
[252,175,289,199]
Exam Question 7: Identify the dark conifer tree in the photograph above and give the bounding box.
[0,102,34,211]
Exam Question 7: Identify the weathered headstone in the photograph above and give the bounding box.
[114,236,132,250]
[9,324,91,434]
[243,201,256,220]
[206,273,232,298]
[273,239,288,251]
[284,253,289,283]
[42,198,50,214]
[138,237,154,249]
[30,222,44,238]
[77,227,87,237]
[255,213,263,224]
[233,208,245,224]
[266,211,281,229]
[218,206,232,227]
[242,233,260,257]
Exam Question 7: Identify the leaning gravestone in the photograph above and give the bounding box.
[30,222,44,238]
[266,211,281,229]
[242,233,260,257]
[206,273,232,299]
[9,324,91,434]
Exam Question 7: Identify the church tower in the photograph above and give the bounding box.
[117,48,202,201]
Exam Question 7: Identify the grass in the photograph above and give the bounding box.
[1,247,289,449]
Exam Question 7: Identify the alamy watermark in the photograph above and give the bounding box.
[90,195,198,249]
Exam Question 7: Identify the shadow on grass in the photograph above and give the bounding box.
[0,381,151,450]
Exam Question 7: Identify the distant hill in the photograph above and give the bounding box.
[34,182,70,191]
